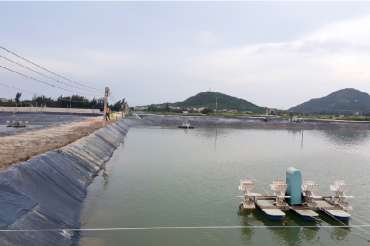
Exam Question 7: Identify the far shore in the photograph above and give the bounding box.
[133,113,370,129]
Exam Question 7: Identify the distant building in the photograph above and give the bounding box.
[134,106,148,111]
[169,106,181,110]
[265,108,277,115]
[0,98,8,103]
[194,107,205,112]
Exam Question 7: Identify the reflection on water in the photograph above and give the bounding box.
[322,128,369,145]
[301,227,319,243]
[239,213,255,241]
[81,126,370,246]
[251,211,311,246]
[101,164,110,190]
[331,227,350,241]
[238,210,353,246]
[281,127,370,147]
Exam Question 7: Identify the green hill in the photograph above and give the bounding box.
[172,91,265,113]
[289,88,370,115]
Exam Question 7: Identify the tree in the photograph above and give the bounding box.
[15,92,22,106]
[108,98,130,117]
[288,112,294,122]
[2,93,104,109]
[118,98,126,111]
[165,103,170,112]
[201,108,213,114]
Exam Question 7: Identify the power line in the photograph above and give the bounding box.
[0,81,35,95]
[0,54,93,93]
[0,224,369,232]
[0,46,100,92]
[0,65,100,97]
[0,65,75,94]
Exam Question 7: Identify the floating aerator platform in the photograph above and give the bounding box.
[238,167,352,222]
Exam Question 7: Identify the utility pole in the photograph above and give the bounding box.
[215,95,218,113]
[104,86,110,120]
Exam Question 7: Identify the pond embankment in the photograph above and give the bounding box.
[137,114,370,129]
[0,119,129,246]
[0,118,112,169]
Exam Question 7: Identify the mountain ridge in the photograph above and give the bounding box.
[149,91,265,113]
[289,88,370,115]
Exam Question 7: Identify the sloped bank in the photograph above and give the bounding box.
[0,119,129,246]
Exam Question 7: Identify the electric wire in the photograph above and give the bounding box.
[0,54,96,94]
[0,81,35,95]
[1,224,370,232]
[0,65,100,97]
[0,65,75,93]
[0,46,100,92]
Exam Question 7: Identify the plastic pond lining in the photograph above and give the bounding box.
[0,120,129,246]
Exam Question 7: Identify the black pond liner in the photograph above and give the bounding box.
[0,119,129,246]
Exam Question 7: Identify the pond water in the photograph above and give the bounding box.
[0,112,93,136]
[80,126,370,246]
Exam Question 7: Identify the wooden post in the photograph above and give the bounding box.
[104,87,110,120]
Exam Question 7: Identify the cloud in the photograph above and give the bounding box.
[305,15,370,47]
[187,15,370,108]
[4,14,370,108]
[193,31,219,46]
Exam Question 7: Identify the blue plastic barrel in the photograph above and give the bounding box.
[286,167,302,205]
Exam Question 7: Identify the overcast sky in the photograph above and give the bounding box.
[1,2,370,109]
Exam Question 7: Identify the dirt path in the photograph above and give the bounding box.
[0,118,112,169]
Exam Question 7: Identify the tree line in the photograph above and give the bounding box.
[0,92,127,112]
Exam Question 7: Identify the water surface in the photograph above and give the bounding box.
[80,126,370,246]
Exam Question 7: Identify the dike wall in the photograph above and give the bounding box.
[0,120,129,246]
